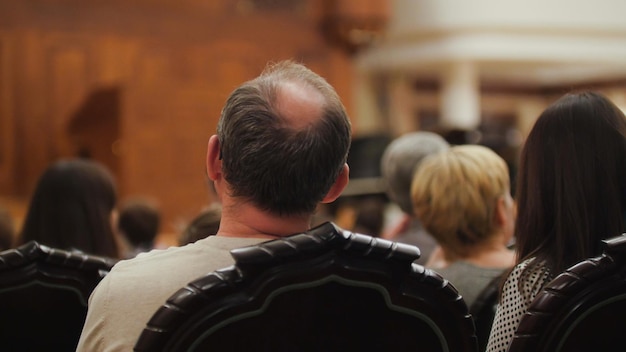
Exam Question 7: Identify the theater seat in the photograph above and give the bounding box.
[509,232,626,352]
[0,241,118,352]
[469,273,505,352]
[135,222,478,352]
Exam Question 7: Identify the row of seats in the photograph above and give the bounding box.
[0,241,117,351]
[1,223,625,351]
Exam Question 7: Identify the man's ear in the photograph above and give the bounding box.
[322,164,349,204]
[206,135,222,181]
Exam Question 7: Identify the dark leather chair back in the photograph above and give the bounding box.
[509,233,626,352]
[0,241,117,352]
[469,273,505,352]
[135,222,478,352]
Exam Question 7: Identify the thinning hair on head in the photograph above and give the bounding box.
[216,60,352,216]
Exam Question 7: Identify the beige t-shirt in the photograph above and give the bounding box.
[76,236,267,352]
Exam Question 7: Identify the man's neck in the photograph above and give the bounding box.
[216,201,312,240]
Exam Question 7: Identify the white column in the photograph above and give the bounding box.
[516,97,547,142]
[387,73,417,136]
[606,89,626,114]
[353,71,385,135]
[439,61,480,130]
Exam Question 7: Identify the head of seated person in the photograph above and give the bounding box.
[16,158,120,258]
[379,132,450,262]
[117,198,161,258]
[382,131,450,218]
[178,204,222,246]
[410,145,516,304]
[486,90,626,352]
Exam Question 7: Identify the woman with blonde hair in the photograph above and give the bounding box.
[411,144,516,306]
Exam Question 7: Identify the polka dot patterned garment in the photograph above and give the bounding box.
[486,258,552,352]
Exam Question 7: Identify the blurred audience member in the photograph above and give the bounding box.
[16,158,120,258]
[0,205,15,251]
[380,131,449,264]
[487,91,626,351]
[349,195,387,237]
[117,198,161,258]
[412,144,515,306]
[178,204,222,246]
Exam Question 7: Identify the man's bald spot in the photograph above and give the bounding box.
[274,80,325,130]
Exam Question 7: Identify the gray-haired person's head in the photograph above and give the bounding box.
[381,132,449,214]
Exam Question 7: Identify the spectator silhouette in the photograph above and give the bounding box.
[411,144,515,306]
[178,204,222,246]
[380,131,449,264]
[117,198,161,258]
[487,91,626,351]
[17,158,120,258]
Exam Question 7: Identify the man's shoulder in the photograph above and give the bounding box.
[110,236,268,278]
[77,238,264,352]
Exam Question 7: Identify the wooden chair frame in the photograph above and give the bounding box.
[509,233,626,352]
[135,222,478,352]
[0,241,117,351]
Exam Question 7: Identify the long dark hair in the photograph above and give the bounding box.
[515,91,626,291]
[18,158,120,258]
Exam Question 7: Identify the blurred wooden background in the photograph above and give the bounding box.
[0,0,387,239]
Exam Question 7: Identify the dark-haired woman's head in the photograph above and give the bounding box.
[515,91,626,274]
[18,158,120,258]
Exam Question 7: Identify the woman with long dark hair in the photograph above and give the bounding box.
[487,91,626,351]
[17,158,120,258]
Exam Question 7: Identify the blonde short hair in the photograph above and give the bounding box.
[411,145,510,257]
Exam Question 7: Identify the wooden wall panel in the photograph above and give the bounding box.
[13,30,51,195]
[120,45,260,232]
[47,42,89,158]
[92,36,139,86]
[0,0,358,236]
[0,33,15,195]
